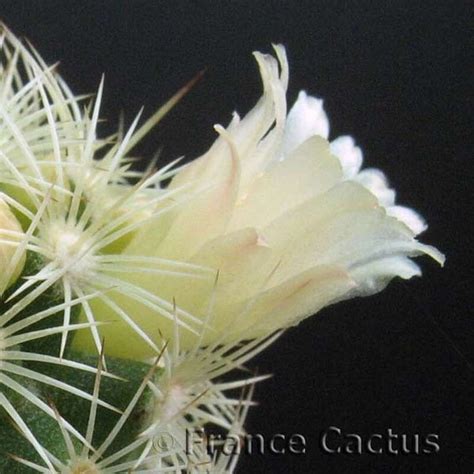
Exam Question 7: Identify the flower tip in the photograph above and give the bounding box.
[436,249,446,267]
[271,42,286,57]
[423,244,446,267]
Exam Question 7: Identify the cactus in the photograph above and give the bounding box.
[0,24,443,472]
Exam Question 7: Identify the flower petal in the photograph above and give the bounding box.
[355,168,396,207]
[236,265,355,337]
[386,205,427,235]
[283,90,330,155]
[229,136,342,231]
[330,135,363,178]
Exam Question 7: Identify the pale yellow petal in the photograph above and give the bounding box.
[229,136,342,231]
[154,142,241,260]
[235,265,355,338]
[263,181,379,283]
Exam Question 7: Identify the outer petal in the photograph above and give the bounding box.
[229,136,342,231]
[146,136,240,260]
[348,256,422,296]
[263,181,379,283]
[235,265,355,338]
[190,227,274,303]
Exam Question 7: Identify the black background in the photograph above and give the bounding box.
[1,1,472,473]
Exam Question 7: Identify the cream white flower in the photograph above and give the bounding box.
[82,45,443,356]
